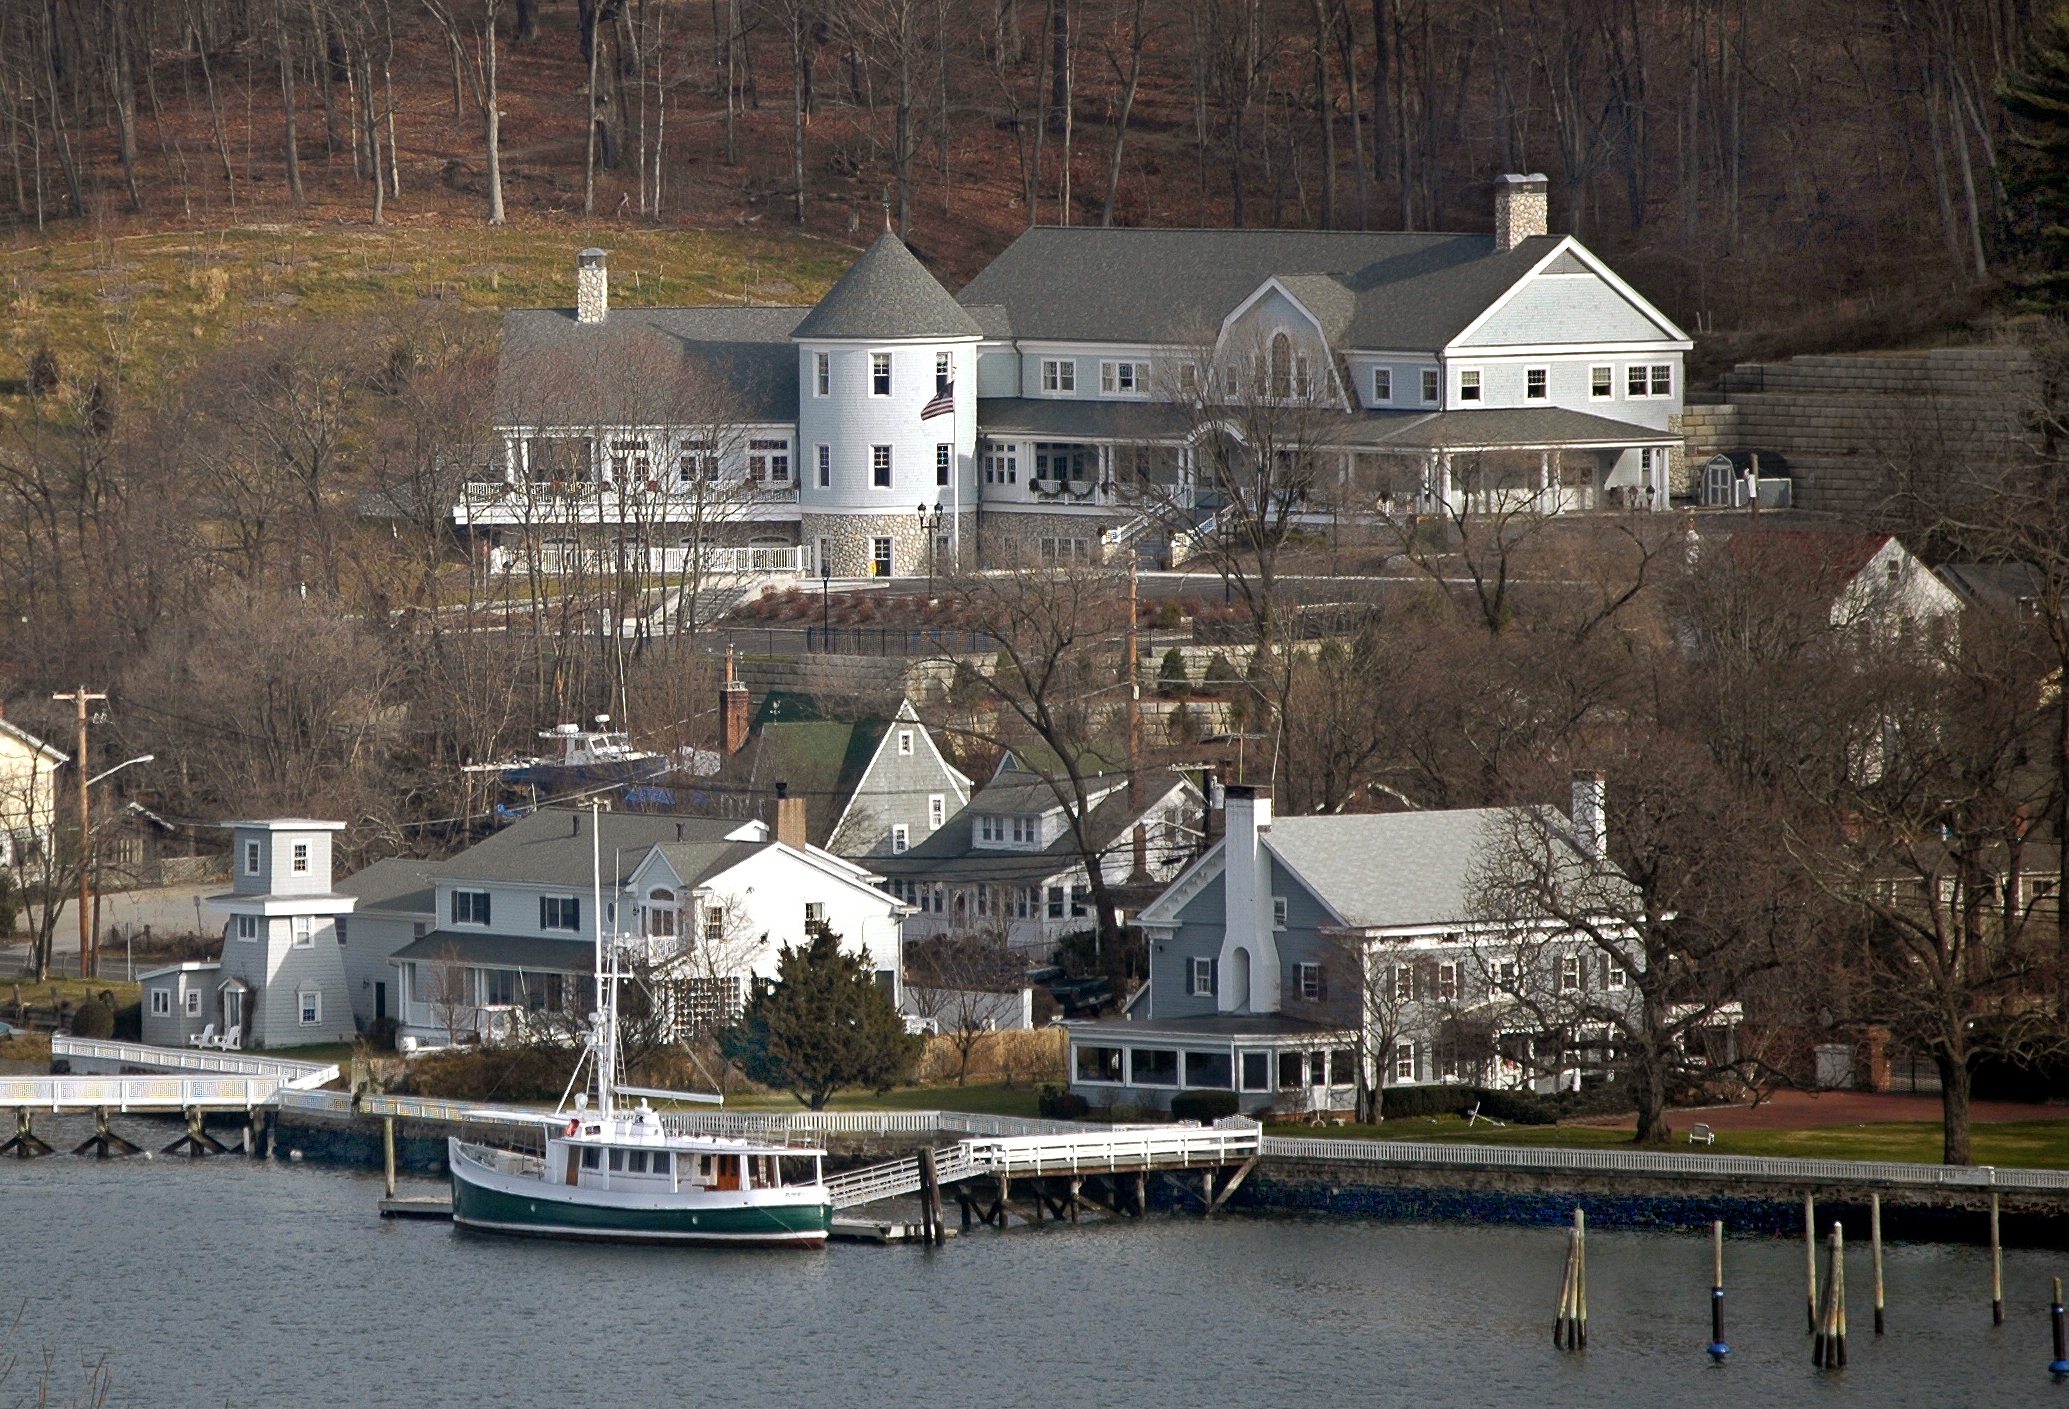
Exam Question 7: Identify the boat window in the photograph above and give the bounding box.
[581,1147,600,1170]
[627,1150,649,1174]
[608,1149,625,1172]
[779,1155,818,1186]
[652,1151,671,1175]
[699,1154,713,1177]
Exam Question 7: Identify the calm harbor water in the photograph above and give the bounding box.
[8,1142,2065,1408]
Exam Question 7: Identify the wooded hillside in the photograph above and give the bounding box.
[0,0,2031,347]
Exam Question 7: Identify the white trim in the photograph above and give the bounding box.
[1446,236,1693,351]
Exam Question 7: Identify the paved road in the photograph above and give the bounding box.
[1576,1088,2066,1132]
[4,881,224,979]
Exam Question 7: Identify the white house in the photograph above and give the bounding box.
[0,709,66,870]
[468,174,1691,582]
[380,806,911,1046]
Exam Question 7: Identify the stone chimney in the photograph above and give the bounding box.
[772,780,809,851]
[1493,174,1549,253]
[1218,785,1278,1015]
[576,248,609,325]
[720,646,751,756]
[1571,771,1607,861]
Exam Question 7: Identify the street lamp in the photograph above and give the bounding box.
[88,754,154,788]
[915,502,943,596]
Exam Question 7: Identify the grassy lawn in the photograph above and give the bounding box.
[5,976,142,1011]
[262,1043,359,1068]
[3,224,854,405]
[1262,1113,2069,1170]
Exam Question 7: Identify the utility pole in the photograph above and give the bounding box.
[52,687,107,980]
[1126,559,1151,884]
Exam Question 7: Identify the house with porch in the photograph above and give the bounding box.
[1065,780,1642,1116]
[379,805,910,1047]
[467,174,1689,584]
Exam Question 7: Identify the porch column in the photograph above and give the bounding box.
[1437,451,1454,518]
[1538,451,1552,516]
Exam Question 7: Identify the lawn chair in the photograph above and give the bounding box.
[1687,1122,1715,1146]
[1464,1101,1506,1129]
[187,1023,215,1049]
[216,1024,242,1051]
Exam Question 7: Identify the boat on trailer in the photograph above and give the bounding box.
[448,803,833,1248]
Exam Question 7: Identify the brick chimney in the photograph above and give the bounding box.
[720,646,751,756]
[772,780,808,851]
[576,248,609,325]
[1493,174,1549,252]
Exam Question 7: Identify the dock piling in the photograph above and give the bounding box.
[1813,1222,1847,1369]
[1991,1191,2004,1326]
[1555,1209,1588,1352]
[70,1107,140,1159]
[2051,1277,2069,1378]
[1871,1192,1885,1336]
[383,1116,396,1199]
[1707,1218,1729,1362]
[1804,1192,1819,1335]
[1,1108,52,1158]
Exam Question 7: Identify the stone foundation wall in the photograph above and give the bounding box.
[977,508,1123,566]
[802,511,976,579]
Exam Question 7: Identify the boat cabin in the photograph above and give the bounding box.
[547,1111,823,1196]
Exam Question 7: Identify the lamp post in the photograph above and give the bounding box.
[821,557,832,646]
[915,502,943,596]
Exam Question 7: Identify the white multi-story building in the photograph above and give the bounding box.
[468,175,1692,580]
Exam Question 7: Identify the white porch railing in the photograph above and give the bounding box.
[51,1035,339,1089]
[0,1074,288,1111]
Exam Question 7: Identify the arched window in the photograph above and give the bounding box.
[646,888,677,938]
[1269,333,1293,400]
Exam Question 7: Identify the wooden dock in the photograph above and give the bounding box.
[378,1195,454,1220]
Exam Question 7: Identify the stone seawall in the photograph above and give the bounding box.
[1223,1157,2069,1246]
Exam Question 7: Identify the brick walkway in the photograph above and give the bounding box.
[1576,1088,2067,1132]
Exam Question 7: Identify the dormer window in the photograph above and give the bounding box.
[245,840,261,876]
[1012,816,1036,844]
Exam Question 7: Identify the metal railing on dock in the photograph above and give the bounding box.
[52,1036,339,1089]
[1254,1134,2069,1194]
[823,1121,1259,1209]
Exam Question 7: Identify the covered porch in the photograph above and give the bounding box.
[1331,407,1680,517]
[1064,1014,1361,1119]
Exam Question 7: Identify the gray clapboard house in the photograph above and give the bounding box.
[465,175,1690,582]
[195,820,358,1049]
[1065,781,1640,1115]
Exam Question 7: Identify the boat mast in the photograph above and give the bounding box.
[592,799,616,1120]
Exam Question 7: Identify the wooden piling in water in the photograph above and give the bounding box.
[1805,1192,1819,1334]
[2,1107,53,1158]
[1576,1209,1588,1350]
[1554,1209,1588,1352]
[1991,1191,2004,1326]
[1813,1222,1847,1370]
[383,1116,396,1199]
[1871,1192,1885,1336]
[1555,1223,1578,1349]
[2051,1276,2069,1377]
[917,1147,942,1245]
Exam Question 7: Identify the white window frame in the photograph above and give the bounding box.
[1272,896,1288,927]
[1649,363,1673,398]
[1525,367,1549,400]
[150,988,171,1016]
[1420,367,1439,403]
[244,840,261,876]
[186,989,202,1016]
[1189,956,1216,997]
[291,842,309,875]
[1608,963,1628,990]
[1456,367,1483,403]
[1099,360,1146,396]
[935,351,952,394]
[1626,363,1674,399]
[1561,955,1583,991]
[935,443,951,486]
[292,915,314,948]
[815,351,830,397]
[815,444,831,487]
[1371,367,1391,403]
[1040,358,1076,394]
[1295,962,1323,1001]
[871,352,892,396]
[298,990,321,1026]
[891,825,909,853]
[1395,1042,1416,1081]
[1590,365,1614,399]
[871,537,894,577]
[236,914,260,942]
[897,729,914,756]
[928,795,945,829]
[871,445,892,488]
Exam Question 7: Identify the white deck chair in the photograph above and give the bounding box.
[216,1024,242,1051]
[188,1023,215,1049]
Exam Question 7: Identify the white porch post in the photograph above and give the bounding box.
[1437,451,1454,518]
[1538,450,1552,516]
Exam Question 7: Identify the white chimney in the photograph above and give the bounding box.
[576,248,609,324]
[1218,785,1279,1014]
[1493,174,1549,253]
[1571,771,1607,861]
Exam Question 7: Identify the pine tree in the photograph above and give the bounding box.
[719,924,922,1110]
[1157,646,1190,697]
[1999,8,2069,295]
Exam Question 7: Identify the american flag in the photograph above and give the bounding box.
[920,382,954,420]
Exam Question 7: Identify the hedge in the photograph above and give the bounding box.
[1170,1090,1240,1122]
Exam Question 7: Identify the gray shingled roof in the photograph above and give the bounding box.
[792,233,985,341]
[955,229,1564,350]
[336,857,435,915]
[1331,406,1669,451]
[496,305,806,426]
[873,776,1178,883]
[390,930,598,973]
[1264,808,1588,929]
[431,810,751,888]
[649,839,768,889]
[975,398,1194,440]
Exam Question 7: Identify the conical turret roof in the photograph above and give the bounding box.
[792,232,984,340]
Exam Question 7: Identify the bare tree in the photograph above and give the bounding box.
[903,926,1028,1083]
[423,0,508,224]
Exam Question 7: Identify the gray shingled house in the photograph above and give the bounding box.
[467,175,1690,584]
[1065,780,1644,1116]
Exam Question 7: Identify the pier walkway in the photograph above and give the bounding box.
[6,1037,341,1113]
